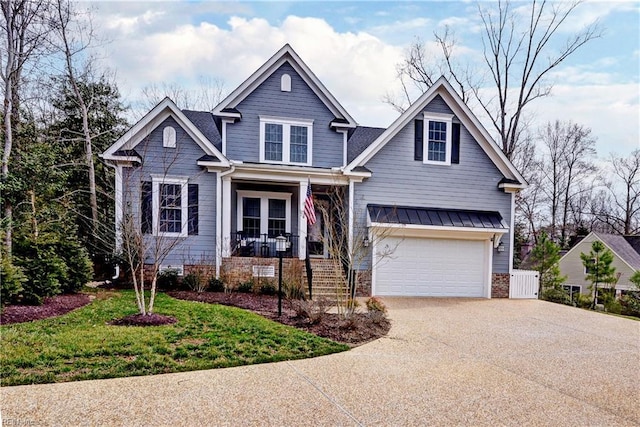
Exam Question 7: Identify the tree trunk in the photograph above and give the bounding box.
[2,3,15,257]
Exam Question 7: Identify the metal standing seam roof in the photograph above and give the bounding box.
[367,204,508,230]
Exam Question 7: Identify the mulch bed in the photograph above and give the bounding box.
[109,313,178,326]
[0,290,391,346]
[0,293,92,325]
[168,291,391,346]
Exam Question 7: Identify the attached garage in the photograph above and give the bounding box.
[374,236,489,297]
[368,205,508,298]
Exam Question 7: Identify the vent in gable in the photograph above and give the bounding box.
[163,126,176,148]
[281,73,291,92]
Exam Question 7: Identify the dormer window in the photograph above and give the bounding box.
[259,116,313,166]
[163,126,176,148]
[281,73,291,92]
[423,113,453,165]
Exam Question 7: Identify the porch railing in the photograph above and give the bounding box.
[231,232,299,258]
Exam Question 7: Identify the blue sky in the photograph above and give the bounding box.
[92,1,639,157]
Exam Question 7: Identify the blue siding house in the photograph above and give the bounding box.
[102,44,526,298]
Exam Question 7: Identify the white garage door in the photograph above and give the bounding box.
[374,236,488,297]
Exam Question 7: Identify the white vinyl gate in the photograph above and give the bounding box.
[509,270,540,299]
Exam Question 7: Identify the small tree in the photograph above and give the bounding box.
[580,240,617,309]
[529,231,567,303]
[317,187,398,319]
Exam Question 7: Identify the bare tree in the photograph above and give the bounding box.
[49,0,102,236]
[596,150,640,235]
[136,76,225,116]
[388,0,601,159]
[318,188,398,318]
[538,120,596,245]
[1,0,52,256]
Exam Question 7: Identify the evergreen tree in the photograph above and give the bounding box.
[580,240,617,309]
[530,232,567,303]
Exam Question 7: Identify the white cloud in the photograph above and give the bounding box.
[92,4,637,156]
[532,84,640,156]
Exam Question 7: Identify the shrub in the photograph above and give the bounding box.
[238,280,254,293]
[289,297,331,324]
[1,257,27,306]
[620,292,640,317]
[604,298,622,314]
[575,293,592,309]
[259,281,277,296]
[58,239,93,294]
[183,273,206,292]
[157,269,180,290]
[284,280,306,300]
[365,296,387,314]
[541,285,571,305]
[16,245,68,305]
[367,310,388,326]
[208,277,225,292]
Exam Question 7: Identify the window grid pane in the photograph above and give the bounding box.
[265,123,283,161]
[427,121,447,162]
[243,198,261,238]
[159,184,182,233]
[290,125,308,163]
[268,199,286,237]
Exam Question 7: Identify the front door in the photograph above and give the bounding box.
[308,200,327,257]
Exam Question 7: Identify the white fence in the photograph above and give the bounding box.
[509,270,540,299]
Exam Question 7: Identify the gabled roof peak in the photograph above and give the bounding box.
[344,76,526,188]
[213,44,357,127]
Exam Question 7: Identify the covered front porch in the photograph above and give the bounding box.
[217,163,356,263]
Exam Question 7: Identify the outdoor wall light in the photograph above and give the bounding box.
[497,242,505,253]
[363,236,370,247]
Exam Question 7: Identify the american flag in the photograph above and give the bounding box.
[304,180,316,225]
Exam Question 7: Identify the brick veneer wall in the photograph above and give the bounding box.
[492,273,510,298]
[355,270,372,297]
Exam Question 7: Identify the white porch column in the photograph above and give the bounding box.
[114,164,124,252]
[348,179,354,260]
[222,176,232,257]
[298,179,308,260]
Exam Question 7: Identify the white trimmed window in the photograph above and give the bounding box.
[423,112,453,165]
[259,116,313,165]
[151,175,188,237]
[237,190,291,238]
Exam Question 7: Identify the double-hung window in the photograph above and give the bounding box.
[423,113,453,165]
[237,191,291,238]
[141,175,198,237]
[260,116,313,165]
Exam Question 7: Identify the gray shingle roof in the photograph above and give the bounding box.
[181,110,222,150]
[347,126,386,163]
[367,204,507,230]
[596,232,640,270]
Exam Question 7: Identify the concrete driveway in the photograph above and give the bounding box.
[2,298,639,426]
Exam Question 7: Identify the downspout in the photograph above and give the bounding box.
[105,160,123,281]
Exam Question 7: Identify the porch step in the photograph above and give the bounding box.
[304,259,350,301]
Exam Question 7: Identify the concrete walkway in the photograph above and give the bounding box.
[2,298,639,426]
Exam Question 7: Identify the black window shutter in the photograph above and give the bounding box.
[414,119,424,161]
[451,123,461,164]
[188,184,199,235]
[141,181,152,234]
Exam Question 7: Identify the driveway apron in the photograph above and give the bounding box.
[2,298,639,426]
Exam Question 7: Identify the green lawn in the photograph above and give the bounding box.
[0,290,349,386]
